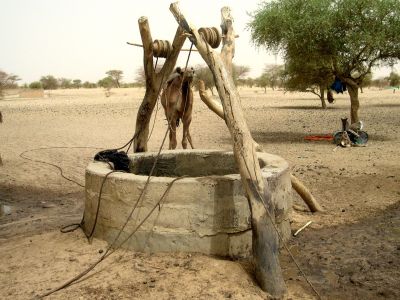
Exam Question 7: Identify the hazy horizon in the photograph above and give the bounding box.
[0,0,396,84]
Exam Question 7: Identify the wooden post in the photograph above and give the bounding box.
[198,82,324,212]
[133,17,186,152]
[170,3,286,297]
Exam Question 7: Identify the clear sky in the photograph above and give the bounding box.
[0,0,395,84]
[0,0,278,84]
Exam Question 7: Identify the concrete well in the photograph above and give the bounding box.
[83,150,292,257]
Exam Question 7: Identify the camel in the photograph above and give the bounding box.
[161,67,195,150]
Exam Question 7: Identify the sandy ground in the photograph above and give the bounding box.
[0,87,399,299]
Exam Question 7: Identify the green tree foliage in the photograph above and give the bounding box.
[29,81,43,89]
[387,71,400,87]
[242,77,256,88]
[193,64,215,94]
[371,77,389,89]
[5,74,20,89]
[106,70,123,88]
[58,78,72,89]
[82,81,97,88]
[0,71,6,98]
[40,75,59,90]
[98,76,115,89]
[283,58,334,108]
[0,71,20,97]
[232,65,250,84]
[72,79,82,89]
[249,0,400,123]
[359,72,373,92]
[193,64,250,94]
[256,73,269,93]
[256,65,285,92]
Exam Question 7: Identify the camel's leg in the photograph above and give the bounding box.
[182,117,193,149]
[169,118,178,150]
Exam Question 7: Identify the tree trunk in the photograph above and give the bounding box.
[133,18,186,152]
[170,3,286,297]
[319,85,327,109]
[347,83,360,124]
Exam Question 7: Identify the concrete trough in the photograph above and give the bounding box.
[83,150,292,257]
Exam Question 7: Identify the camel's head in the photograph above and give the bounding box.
[176,67,195,84]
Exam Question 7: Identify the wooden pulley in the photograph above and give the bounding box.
[152,40,172,58]
[198,27,222,48]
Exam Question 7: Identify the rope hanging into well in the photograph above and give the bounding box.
[198,27,222,48]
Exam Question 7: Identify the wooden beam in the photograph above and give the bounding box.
[170,2,286,297]
[127,42,198,52]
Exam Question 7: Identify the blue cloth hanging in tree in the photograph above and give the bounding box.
[330,77,347,93]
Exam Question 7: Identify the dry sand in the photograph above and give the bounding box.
[0,87,399,299]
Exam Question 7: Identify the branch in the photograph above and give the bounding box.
[138,17,155,86]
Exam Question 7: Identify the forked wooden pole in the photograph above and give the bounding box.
[133,18,186,152]
[170,2,286,297]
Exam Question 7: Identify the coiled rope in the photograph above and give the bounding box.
[198,27,222,48]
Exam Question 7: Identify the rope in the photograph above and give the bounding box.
[37,127,172,298]
[152,39,172,58]
[19,146,104,188]
[147,55,164,143]
[198,27,221,48]
[184,42,194,72]
[38,174,185,299]
[86,170,121,240]
[240,151,322,300]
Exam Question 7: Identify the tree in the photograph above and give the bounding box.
[193,64,216,94]
[40,75,59,90]
[193,64,249,93]
[134,65,162,87]
[72,79,82,89]
[82,81,97,88]
[387,71,400,88]
[97,76,115,89]
[106,70,123,88]
[5,74,21,89]
[359,72,372,93]
[256,73,269,93]
[232,65,250,83]
[283,58,334,108]
[265,64,285,90]
[0,71,7,98]
[256,65,285,92]
[249,0,400,123]
[29,81,43,89]
[58,78,72,89]
[371,77,389,89]
[1,71,20,96]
